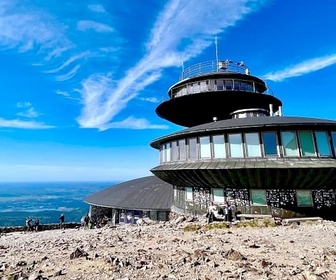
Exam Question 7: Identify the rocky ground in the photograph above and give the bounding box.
[0,217,336,280]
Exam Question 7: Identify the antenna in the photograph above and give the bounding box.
[215,35,219,71]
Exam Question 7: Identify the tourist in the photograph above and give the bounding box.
[34,218,40,231]
[25,217,33,232]
[59,213,65,229]
[207,202,217,223]
[84,214,89,229]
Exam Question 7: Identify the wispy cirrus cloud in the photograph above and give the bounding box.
[263,54,336,82]
[55,90,80,101]
[77,0,266,130]
[0,1,72,56]
[102,117,168,130]
[77,20,114,33]
[88,4,106,13]
[0,118,54,129]
[139,97,161,103]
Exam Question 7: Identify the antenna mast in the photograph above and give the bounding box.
[215,35,219,71]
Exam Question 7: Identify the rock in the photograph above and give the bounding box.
[69,247,88,259]
[224,249,246,261]
[174,216,186,224]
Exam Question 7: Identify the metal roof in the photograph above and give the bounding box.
[151,158,336,189]
[151,116,336,148]
[84,176,173,211]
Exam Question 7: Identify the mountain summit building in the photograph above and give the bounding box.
[86,59,336,223]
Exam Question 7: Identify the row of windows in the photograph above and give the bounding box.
[160,130,336,163]
[170,78,264,98]
[183,187,317,208]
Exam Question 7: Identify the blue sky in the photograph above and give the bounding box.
[0,0,336,182]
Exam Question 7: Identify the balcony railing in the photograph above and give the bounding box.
[180,60,248,81]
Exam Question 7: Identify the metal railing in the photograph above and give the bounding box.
[180,60,248,81]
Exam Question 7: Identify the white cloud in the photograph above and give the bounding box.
[55,90,79,101]
[77,0,264,130]
[101,117,168,130]
[263,54,336,82]
[139,97,161,103]
[16,102,39,118]
[55,64,81,81]
[44,52,90,74]
[17,108,39,118]
[0,0,71,57]
[16,102,32,108]
[88,4,106,13]
[77,20,114,33]
[0,118,54,129]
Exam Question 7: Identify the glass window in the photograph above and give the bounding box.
[213,188,225,204]
[187,84,193,94]
[331,132,336,156]
[185,187,193,201]
[165,143,171,161]
[208,80,215,91]
[160,145,164,163]
[250,189,267,205]
[281,131,299,157]
[178,139,186,160]
[245,133,261,157]
[229,133,244,157]
[194,83,200,93]
[240,82,247,91]
[188,138,198,160]
[247,82,254,92]
[233,80,240,90]
[171,141,178,161]
[296,190,313,207]
[200,136,211,158]
[200,81,207,92]
[298,131,316,156]
[213,135,226,158]
[217,80,224,90]
[224,80,232,90]
[315,132,331,156]
[263,132,278,156]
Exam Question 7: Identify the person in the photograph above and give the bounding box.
[84,214,89,229]
[59,213,65,229]
[34,218,40,231]
[207,202,217,223]
[26,217,33,232]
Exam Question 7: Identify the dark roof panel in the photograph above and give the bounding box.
[85,176,173,211]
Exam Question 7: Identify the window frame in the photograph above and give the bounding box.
[262,131,279,157]
[199,136,211,158]
[212,134,226,158]
[315,131,332,157]
[228,133,244,158]
[298,131,316,157]
[281,131,300,157]
[245,132,262,157]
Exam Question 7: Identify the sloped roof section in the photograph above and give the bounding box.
[85,176,173,211]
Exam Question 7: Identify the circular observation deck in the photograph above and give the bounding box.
[150,116,336,190]
[156,60,282,127]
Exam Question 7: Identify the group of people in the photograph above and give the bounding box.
[80,214,110,229]
[25,217,40,232]
[207,201,234,223]
[25,213,65,232]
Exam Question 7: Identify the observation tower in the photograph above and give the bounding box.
[150,59,336,219]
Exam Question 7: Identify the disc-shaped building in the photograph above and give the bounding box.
[86,59,336,222]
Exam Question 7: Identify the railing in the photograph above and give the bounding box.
[180,60,248,81]
[169,77,269,99]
